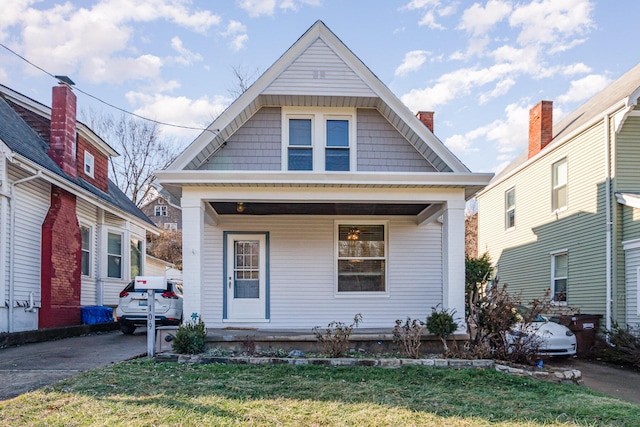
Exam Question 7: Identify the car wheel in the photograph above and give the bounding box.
[120,322,136,335]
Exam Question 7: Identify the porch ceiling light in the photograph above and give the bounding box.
[236,202,245,213]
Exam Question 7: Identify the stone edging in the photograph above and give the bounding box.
[155,353,582,385]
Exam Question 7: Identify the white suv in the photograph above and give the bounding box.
[115,279,183,334]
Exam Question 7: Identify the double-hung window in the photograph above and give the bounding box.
[505,187,515,230]
[325,119,349,171]
[283,108,354,172]
[80,225,91,277]
[84,151,94,178]
[155,205,167,216]
[107,232,123,278]
[551,251,568,303]
[552,159,567,211]
[288,118,313,170]
[336,223,386,293]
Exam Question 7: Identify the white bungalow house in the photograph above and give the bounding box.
[156,21,492,330]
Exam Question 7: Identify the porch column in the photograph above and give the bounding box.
[442,197,466,332]
[181,194,204,324]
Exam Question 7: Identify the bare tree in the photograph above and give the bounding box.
[148,230,182,268]
[227,64,260,99]
[83,110,180,207]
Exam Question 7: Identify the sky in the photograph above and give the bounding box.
[1,0,639,174]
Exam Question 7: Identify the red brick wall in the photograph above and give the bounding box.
[39,186,82,328]
[416,111,435,133]
[77,136,109,192]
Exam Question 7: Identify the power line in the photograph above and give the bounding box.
[0,42,218,134]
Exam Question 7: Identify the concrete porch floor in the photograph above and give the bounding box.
[156,326,465,355]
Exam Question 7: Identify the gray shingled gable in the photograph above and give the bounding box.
[0,97,154,227]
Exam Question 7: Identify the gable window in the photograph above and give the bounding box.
[336,223,386,293]
[551,251,568,303]
[552,159,567,211]
[155,205,167,216]
[325,119,350,171]
[131,238,142,279]
[288,118,313,170]
[84,151,94,178]
[505,187,515,230]
[283,108,355,172]
[107,232,122,278]
[80,225,91,277]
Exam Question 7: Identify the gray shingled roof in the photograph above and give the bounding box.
[493,62,640,183]
[0,97,155,227]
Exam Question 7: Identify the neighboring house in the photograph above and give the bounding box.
[0,82,157,332]
[140,194,182,231]
[156,21,491,330]
[477,63,640,331]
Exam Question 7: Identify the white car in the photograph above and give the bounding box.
[508,308,577,357]
[115,279,183,334]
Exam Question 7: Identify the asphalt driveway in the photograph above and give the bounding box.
[0,330,145,400]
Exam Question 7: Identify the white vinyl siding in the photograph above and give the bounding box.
[624,243,640,328]
[478,121,607,312]
[199,216,443,329]
[8,168,49,313]
[264,38,376,97]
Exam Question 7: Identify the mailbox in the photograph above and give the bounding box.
[134,276,165,291]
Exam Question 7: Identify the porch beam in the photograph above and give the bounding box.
[416,203,444,225]
[181,196,205,323]
[442,196,467,333]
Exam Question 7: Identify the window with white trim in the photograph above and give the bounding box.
[80,225,91,277]
[107,232,122,278]
[336,223,386,292]
[505,187,515,230]
[551,252,568,303]
[552,159,567,211]
[164,222,178,230]
[155,205,167,216]
[283,108,355,172]
[84,151,94,178]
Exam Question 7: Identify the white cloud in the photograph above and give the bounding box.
[458,0,512,37]
[9,0,220,83]
[510,0,594,50]
[401,0,452,29]
[126,91,232,138]
[556,74,612,104]
[562,63,591,76]
[236,0,320,17]
[395,50,429,76]
[444,102,530,161]
[221,20,248,51]
[479,78,515,104]
[170,37,203,66]
[419,11,445,29]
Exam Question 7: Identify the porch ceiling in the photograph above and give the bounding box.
[209,201,431,216]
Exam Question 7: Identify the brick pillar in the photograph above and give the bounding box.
[39,186,82,328]
[528,100,553,159]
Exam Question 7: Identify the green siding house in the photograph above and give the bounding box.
[477,63,640,331]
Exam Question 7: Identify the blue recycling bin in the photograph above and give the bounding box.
[81,306,114,325]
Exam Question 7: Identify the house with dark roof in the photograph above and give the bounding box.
[477,63,640,332]
[156,21,492,330]
[140,194,182,231]
[0,82,157,332]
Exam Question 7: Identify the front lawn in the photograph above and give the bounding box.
[1,359,638,426]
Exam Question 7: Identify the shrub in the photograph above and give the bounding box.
[426,305,458,352]
[393,317,425,358]
[591,322,640,369]
[172,315,207,354]
[313,313,362,358]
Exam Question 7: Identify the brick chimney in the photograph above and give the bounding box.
[416,111,434,133]
[528,100,553,159]
[49,83,77,178]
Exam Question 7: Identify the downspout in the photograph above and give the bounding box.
[604,114,612,332]
[8,170,42,332]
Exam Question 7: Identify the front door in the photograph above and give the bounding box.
[226,234,267,321]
